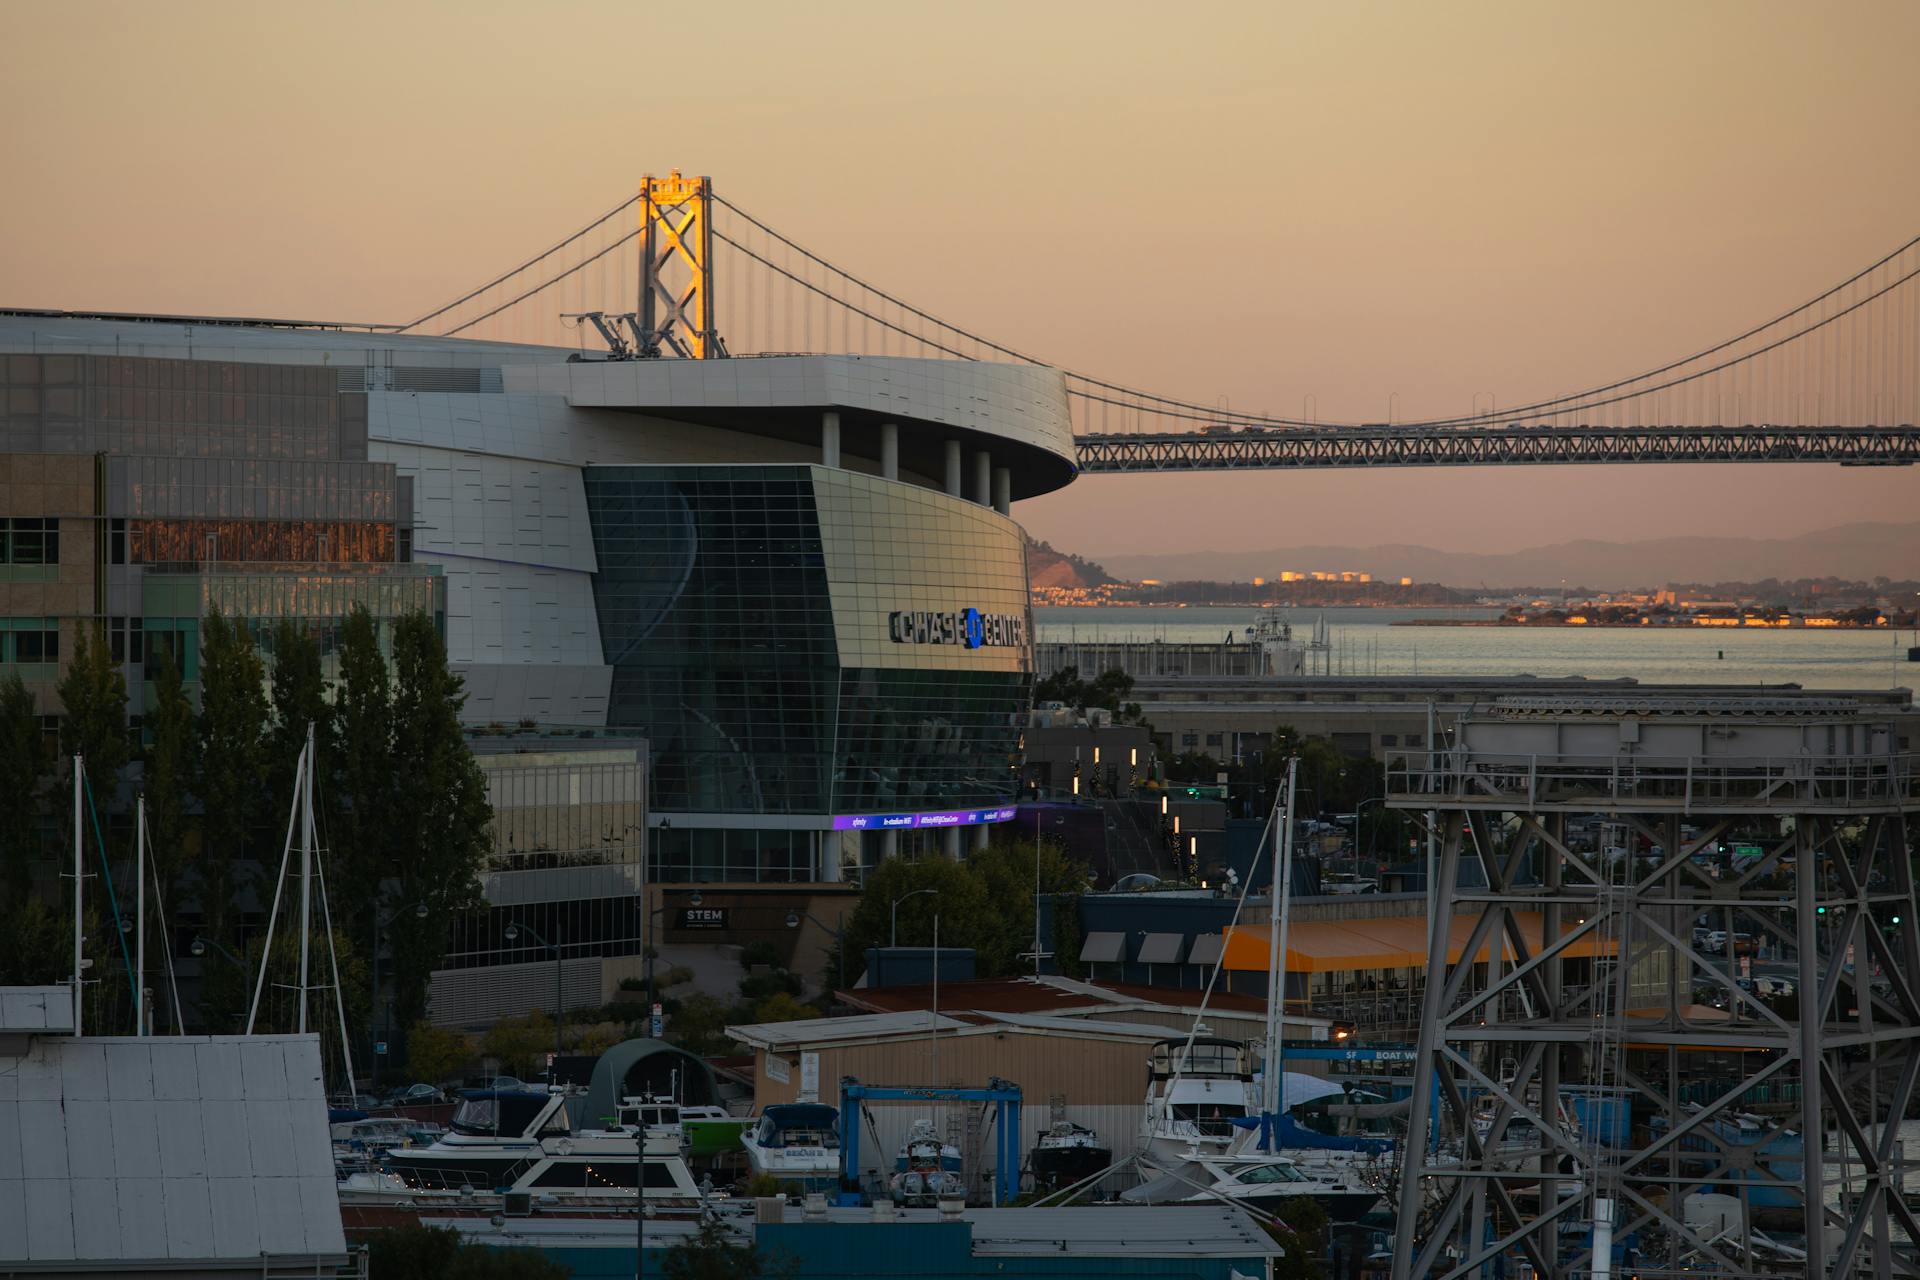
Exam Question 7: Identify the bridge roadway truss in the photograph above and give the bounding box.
[1073,423,1920,471]
[1386,697,1920,1279]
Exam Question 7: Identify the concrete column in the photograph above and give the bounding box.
[944,826,962,860]
[972,823,990,852]
[882,828,898,861]
[880,422,899,480]
[821,410,841,469]
[991,467,1011,516]
[819,830,842,883]
[972,451,992,506]
[943,440,963,496]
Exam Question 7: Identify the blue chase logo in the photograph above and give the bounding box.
[889,608,1026,648]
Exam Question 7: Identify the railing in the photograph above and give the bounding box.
[1386,748,1920,810]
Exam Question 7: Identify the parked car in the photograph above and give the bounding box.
[489,1076,530,1092]
[386,1083,445,1106]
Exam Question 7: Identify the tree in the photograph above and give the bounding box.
[364,1225,567,1280]
[752,992,820,1024]
[1032,665,1145,724]
[195,609,271,1024]
[1267,1198,1330,1279]
[831,854,996,977]
[405,1020,473,1086]
[0,672,45,905]
[55,622,129,820]
[482,1010,556,1078]
[331,605,393,945]
[141,652,195,901]
[661,1214,792,1280]
[0,895,66,985]
[385,611,491,1029]
[964,838,1093,976]
[266,620,333,817]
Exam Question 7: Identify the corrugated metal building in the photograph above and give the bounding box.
[0,987,349,1277]
[729,986,1329,1190]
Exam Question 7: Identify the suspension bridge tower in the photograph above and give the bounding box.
[638,171,721,358]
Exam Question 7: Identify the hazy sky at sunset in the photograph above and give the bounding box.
[3,2,1917,561]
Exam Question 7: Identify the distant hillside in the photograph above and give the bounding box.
[1097,522,1920,591]
[1026,536,1121,590]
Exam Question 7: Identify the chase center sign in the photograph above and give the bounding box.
[889,607,1027,649]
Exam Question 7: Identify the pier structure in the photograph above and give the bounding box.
[1387,695,1920,1279]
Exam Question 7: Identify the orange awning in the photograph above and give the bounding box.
[1220,911,1617,974]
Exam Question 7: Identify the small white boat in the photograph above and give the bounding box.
[739,1103,842,1193]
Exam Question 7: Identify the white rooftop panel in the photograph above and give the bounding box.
[0,1028,346,1270]
[0,986,73,1034]
[1080,931,1126,963]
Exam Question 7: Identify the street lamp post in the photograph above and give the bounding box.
[890,888,938,948]
[786,909,846,990]
[647,890,702,1015]
[504,921,564,1076]
[371,899,429,1075]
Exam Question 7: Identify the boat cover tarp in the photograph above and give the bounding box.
[1229,1111,1393,1154]
[1119,1159,1214,1206]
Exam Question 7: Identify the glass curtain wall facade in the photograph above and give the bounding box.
[585,464,1033,881]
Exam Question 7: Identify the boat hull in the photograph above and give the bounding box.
[1031,1144,1114,1190]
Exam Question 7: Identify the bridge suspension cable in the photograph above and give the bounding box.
[400,181,1920,443]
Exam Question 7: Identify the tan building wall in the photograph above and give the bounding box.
[747,1025,1164,1184]
[0,453,100,713]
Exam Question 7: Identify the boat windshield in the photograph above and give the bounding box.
[1235,1162,1309,1184]
[450,1098,498,1135]
[1172,1102,1247,1137]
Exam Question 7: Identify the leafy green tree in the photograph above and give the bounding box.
[195,609,270,1022]
[482,1010,556,1077]
[663,992,740,1056]
[141,652,195,900]
[1268,1197,1330,1279]
[266,620,333,816]
[1032,665,1145,724]
[662,1214,793,1280]
[405,1020,473,1086]
[829,854,996,978]
[964,838,1093,975]
[753,991,821,1024]
[384,611,491,1029]
[0,895,66,985]
[331,605,393,943]
[55,622,129,818]
[364,1224,567,1280]
[0,672,46,904]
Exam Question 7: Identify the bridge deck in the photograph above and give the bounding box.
[1072,423,1920,470]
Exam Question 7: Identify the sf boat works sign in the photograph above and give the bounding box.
[889,607,1026,649]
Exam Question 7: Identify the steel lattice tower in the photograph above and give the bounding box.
[1389,696,1920,1279]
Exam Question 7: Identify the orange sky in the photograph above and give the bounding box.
[3,1,1917,560]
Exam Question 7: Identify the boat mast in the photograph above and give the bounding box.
[297,723,315,1035]
[1262,757,1298,1135]
[135,792,146,1036]
[72,753,84,1038]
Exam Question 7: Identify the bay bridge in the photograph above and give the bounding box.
[381,173,1920,474]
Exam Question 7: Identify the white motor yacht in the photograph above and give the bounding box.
[1139,1037,1257,1167]
[738,1103,842,1194]
[340,1087,701,1207]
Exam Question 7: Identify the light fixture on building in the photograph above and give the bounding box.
[1130,748,1138,767]
[690,890,704,908]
